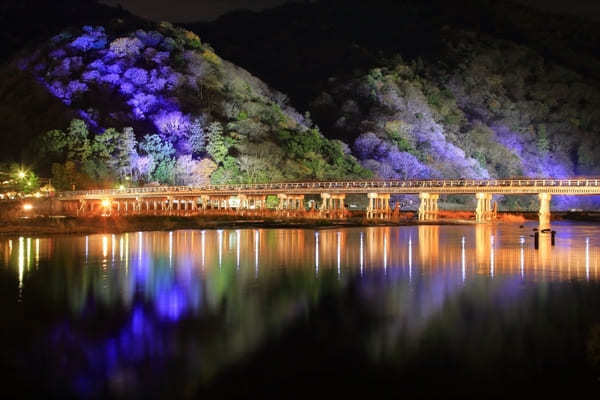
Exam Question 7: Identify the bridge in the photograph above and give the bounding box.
[56,178,600,229]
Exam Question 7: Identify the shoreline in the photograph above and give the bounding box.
[0,215,474,237]
[0,212,597,237]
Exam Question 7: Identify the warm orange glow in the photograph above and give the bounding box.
[101,199,111,208]
[22,203,33,211]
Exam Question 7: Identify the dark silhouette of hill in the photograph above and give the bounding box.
[0,0,139,62]
[190,0,600,110]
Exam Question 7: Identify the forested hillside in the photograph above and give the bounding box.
[9,21,368,189]
[193,0,600,208]
[2,0,600,209]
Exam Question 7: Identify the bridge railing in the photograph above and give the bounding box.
[56,178,600,198]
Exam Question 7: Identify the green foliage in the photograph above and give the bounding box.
[210,156,240,184]
[51,161,93,190]
[9,165,40,193]
[140,134,175,163]
[64,119,92,162]
[39,119,92,164]
[153,159,176,184]
[206,122,233,165]
[536,124,550,154]
[265,195,279,209]
[202,49,221,66]
[384,120,414,152]
[139,134,176,183]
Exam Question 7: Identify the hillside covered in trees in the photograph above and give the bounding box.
[2,0,600,209]
[8,21,368,189]
[192,0,600,208]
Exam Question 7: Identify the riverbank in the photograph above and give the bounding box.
[0,214,476,237]
[1,211,595,237]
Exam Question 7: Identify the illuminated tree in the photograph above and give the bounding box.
[109,37,144,58]
[206,122,229,164]
[188,118,205,155]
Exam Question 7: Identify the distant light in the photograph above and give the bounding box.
[101,199,111,208]
[34,192,42,198]
[17,171,26,179]
[23,203,33,211]
[118,185,125,190]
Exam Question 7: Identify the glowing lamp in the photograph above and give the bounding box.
[118,185,125,190]
[101,199,111,208]
[17,171,26,179]
[23,203,33,211]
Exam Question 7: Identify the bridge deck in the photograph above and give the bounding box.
[57,178,600,200]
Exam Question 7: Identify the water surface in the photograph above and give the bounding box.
[1,222,600,398]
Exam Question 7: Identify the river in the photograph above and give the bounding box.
[1,222,599,397]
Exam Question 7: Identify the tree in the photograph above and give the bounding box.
[153,159,176,184]
[134,155,156,181]
[9,164,40,193]
[139,134,176,183]
[65,119,92,162]
[51,161,94,190]
[39,129,68,160]
[206,122,230,164]
[140,134,175,163]
[188,118,206,155]
[114,127,137,178]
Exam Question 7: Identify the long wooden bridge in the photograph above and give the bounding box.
[56,178,600,228]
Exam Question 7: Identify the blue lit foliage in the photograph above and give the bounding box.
[24,23,369,185]
[28,25,190,147]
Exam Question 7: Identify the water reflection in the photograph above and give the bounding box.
[0,223,599,397]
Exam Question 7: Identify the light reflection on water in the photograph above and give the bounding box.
[0,222,599,397]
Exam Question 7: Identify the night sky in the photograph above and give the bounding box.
[104,0,600,22]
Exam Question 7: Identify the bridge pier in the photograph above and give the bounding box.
[320,193,345,218]
[277,194,288,212]
[367,193,390,219]
[251,195,266,214]
[418,193,438,221]
[77,199,87,216]
[332,194,345,217]
[475,193,493,222]
[538,193,551,231]
[320,193,331,216]
[278,194,305,214]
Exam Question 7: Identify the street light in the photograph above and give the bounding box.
[17,171,26,179]
[23,203,33,211]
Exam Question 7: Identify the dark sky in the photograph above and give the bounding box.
[103,0,294,22]
[104,0,600,22]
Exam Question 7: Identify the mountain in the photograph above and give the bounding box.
[190,0,600,208]
[3,18,369,188]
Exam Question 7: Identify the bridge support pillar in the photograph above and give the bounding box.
[277,194,288,211]
[329,194,346,218]
[538,193,551,231]
[367,193,390,219]
[237,195,248,212]
[320,193,331,214]
[167,196,173,214]
[475,193,493,222]
[418,193,439,221]
[249,195,266,212]
[77,199,87,216]
[200,195,209,211]
[290,195,305,211]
